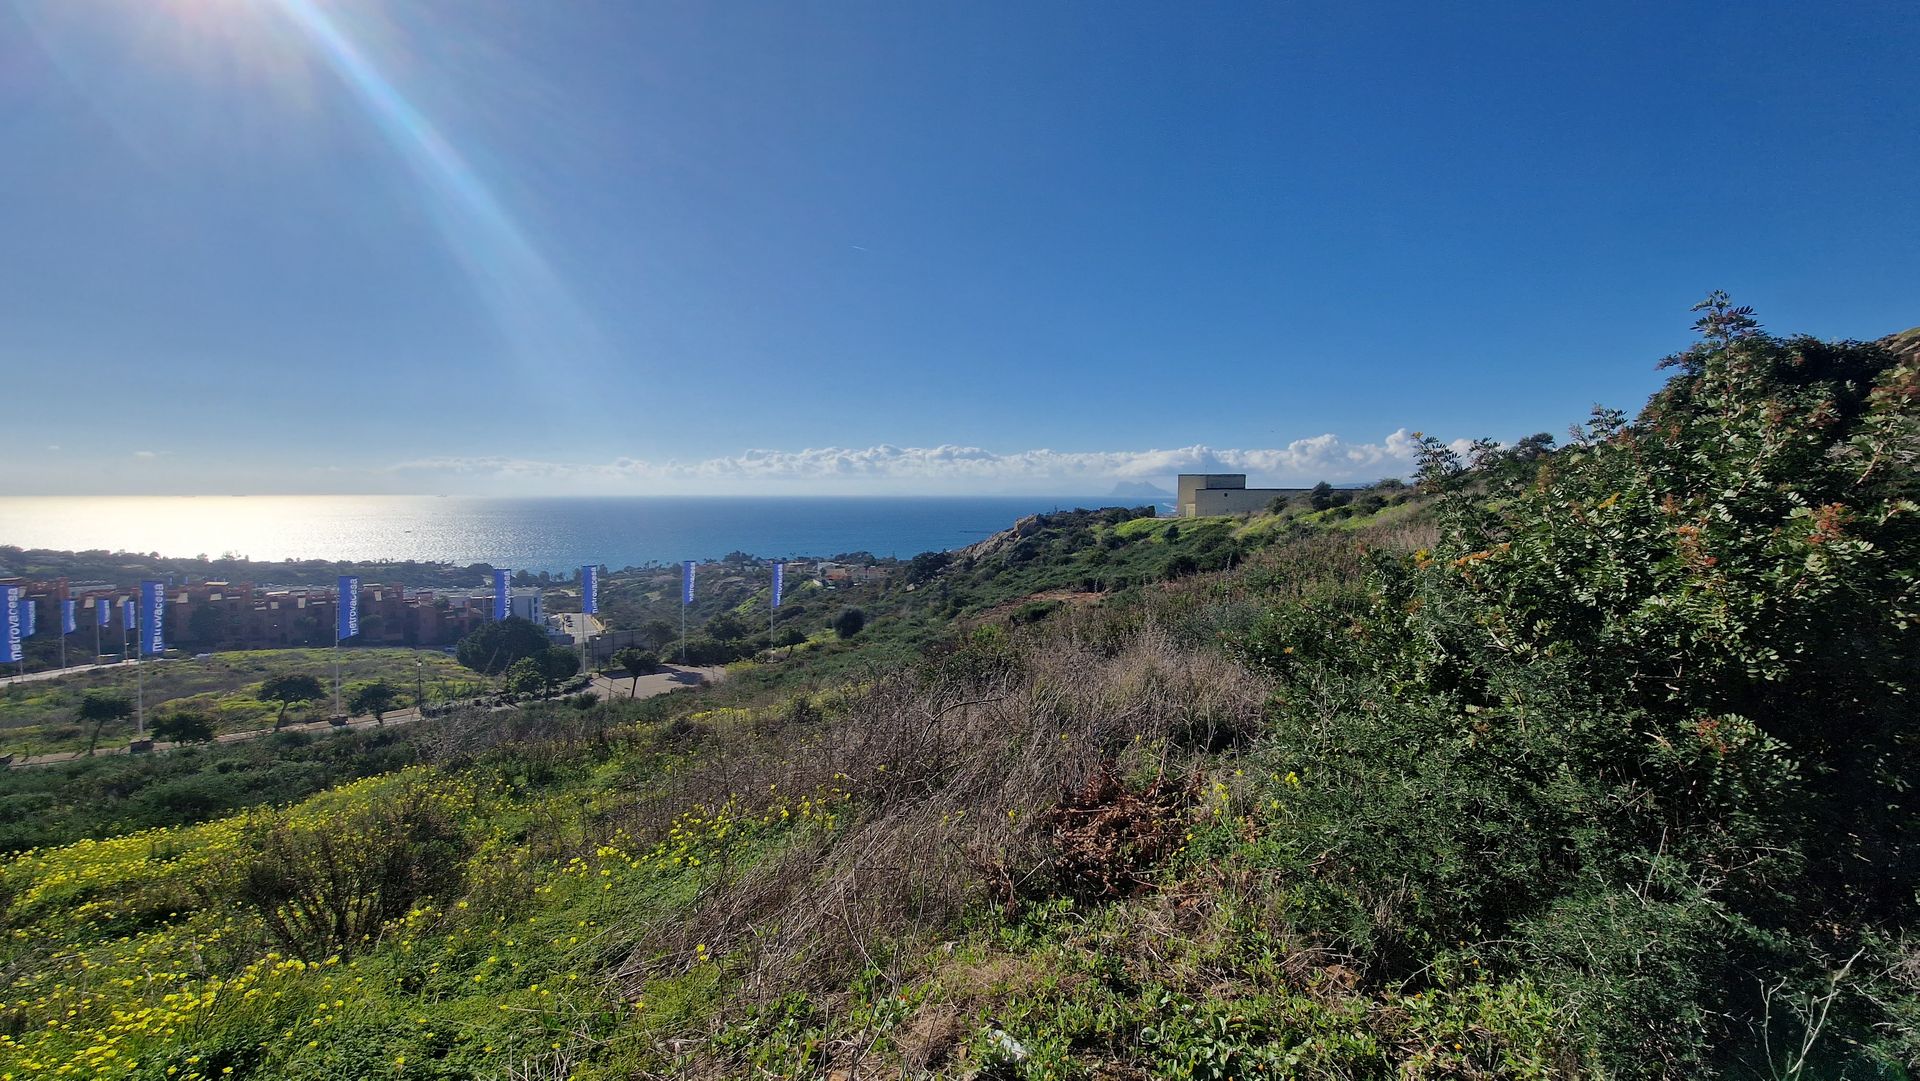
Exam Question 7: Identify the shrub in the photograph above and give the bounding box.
[151,711,215,744]
[1008,600,1061,625]
[833,608,866,639]
[228,780,477,960]
[504,658,544,696]
[680,637,744,666]
[1234,299,1920,1075]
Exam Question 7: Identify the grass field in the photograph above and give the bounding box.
[0,648,481,756]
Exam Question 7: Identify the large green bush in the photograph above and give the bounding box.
[1238,298,1919,1075]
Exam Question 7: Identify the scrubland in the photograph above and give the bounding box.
[4,303,1916,1078]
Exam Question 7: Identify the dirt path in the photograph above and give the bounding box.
[4,664,726,769]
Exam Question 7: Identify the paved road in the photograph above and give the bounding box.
[3,664,725,769]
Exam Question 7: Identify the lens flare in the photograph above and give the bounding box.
[266,0,601,370]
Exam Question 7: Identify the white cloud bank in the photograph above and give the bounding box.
[386,430,1438,494]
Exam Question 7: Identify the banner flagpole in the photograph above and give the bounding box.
[135,582,163,741]
[2,587,22,681]
[133,605,144,739]
[579,565,598,679]
[769,562,783,647]
[17,596,33,678]
[679,560,694,666]
[336,577,360,718]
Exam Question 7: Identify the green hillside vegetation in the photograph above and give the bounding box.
[0,726,425,851]
[0,649,474,757]
[3,300,1916,1078]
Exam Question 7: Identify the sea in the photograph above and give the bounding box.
[0,495,1138,574]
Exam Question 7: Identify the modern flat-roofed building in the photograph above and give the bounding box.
[509,588,544,624]
[1176,474,1307,517]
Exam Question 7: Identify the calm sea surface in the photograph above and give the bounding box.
[0,496,1124,573]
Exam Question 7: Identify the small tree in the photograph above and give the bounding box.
[348,681,398,724]
[78,692,133,756]
[152,711,215,744]
[833,607,866,639]
[1308,481,1336,511]
[259,673,326,729]
[454,617,551,676]
[504,657,544,697]
[613,647,658,698]
[537,646,580,695]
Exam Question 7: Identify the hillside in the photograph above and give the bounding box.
[2,302,1916,1079]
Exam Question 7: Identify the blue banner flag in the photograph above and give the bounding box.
[771,563,784,609]
[62,599,76,635]
[494,569,511,621]
[19,598,34,639]
[140,581,165,656]
[338,576,361,641]
[581,566,598,616]
[122,598,136,632]
[681,561,696,605]
[97,597,111,627]
[1,586,20,664]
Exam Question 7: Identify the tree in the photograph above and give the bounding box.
[774,626,807,650]
[833,607,866,639]
[454,617,550,676]
[705,612,751,641]
[259,673,326,729]
[152,711,215,744]
[348,681,398,724]
[613,647,658,698]
[504,657,544,697]
[537,646,580,694]
[1308,481,1336,511]
[638,620,677,651]
[78,692,133,756]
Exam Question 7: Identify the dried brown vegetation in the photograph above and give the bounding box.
[611,617,1271,1012]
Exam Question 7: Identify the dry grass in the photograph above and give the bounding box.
[610,617,1271,1013]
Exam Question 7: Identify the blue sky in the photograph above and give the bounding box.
[3,0,1916,495]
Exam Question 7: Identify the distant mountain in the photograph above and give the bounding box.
[1107,480,1172,500]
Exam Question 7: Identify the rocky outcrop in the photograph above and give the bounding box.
[1880,327,1920,364]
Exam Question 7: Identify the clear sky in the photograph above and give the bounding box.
[3,0,1916,496]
